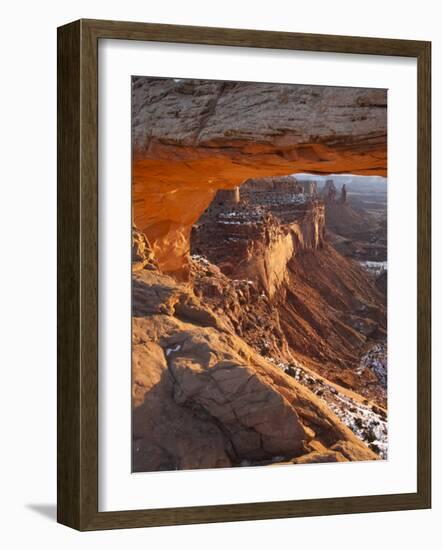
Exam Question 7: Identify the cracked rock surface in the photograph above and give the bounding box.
[132,268,377,472]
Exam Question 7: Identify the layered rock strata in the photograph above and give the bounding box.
[132,254,378,472]
[190,177,386,406]
[131,78,388,470]
[191,176,324,297]
[132,78,387,274]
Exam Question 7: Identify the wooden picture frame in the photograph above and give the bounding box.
[57,18,431,531]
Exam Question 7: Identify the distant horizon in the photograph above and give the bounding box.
[292,172,387,181]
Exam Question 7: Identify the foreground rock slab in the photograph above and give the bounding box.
[132,268,378,472]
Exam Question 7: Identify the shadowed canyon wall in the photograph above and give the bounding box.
[132,77,387,273]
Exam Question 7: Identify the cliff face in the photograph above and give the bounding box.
[132,260,378,472]
[190,177,386,405]
[132,78,387,274]
[131,79,388,470]
[191,176,325,297]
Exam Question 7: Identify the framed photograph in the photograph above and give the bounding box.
[57,19,431,530]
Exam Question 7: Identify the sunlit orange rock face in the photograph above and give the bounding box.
[132,78,387,273]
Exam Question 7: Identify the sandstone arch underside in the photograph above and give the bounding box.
[132,78,387,273]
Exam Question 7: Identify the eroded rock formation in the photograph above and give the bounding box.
[131,78,388,470]
[191,176,324,297]
[132,223,158,272]
[132,78,387,274]
[320,178,387,262]
[190,180,386,405]
[132,251,378,472]
[340,183,348,204]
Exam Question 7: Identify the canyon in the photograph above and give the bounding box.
[190,176,386,405]
[132,238,382,471]
[131,77,388,472]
